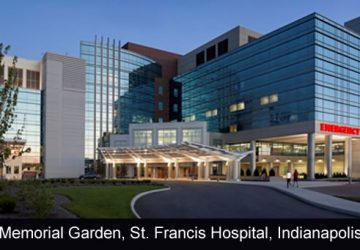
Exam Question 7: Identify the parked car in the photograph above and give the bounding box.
[79,171,99,180]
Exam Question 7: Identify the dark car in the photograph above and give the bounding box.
[79,171,99,180]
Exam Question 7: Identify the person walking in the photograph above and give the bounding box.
[286,169,292,188]
[293,169,299,188]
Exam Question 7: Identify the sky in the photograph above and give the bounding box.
[0,0,360,60]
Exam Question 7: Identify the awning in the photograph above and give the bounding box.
[98,142,253,164]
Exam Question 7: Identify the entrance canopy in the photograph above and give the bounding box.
[98,142,253,164]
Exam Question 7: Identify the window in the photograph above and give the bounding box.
[230,124,237,133]
[261,94,278,105]
[206,109,218,117]
[269,94,278,103]
[133,130,152,146]
[206,45,216,61]
[173,88,179,97]
[26,70,40,89]
[230,102,245,112]
[218,39,228,56]
[158,101,163,111]
[158,129,177,145]
[248,36,257,43]
[6,166,11,174]
[8,68,23,87]
[184,114,196,122]
[182,129,202,144]
[158,85,163,95]
[196,51,205,66]
[14,166,19,174]
[173,104,178,113]
[260,96,269,105]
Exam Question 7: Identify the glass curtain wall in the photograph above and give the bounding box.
[80,38,161,166]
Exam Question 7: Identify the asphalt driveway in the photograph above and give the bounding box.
[135,181,352,218]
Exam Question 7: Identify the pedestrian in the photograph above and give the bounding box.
[286,169,292,188]
[293,169,299,188]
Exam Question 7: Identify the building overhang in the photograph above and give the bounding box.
[98,142,253,164]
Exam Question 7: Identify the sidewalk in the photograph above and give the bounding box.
[224,179,360,217]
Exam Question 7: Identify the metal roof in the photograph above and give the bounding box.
[98,142,253,164]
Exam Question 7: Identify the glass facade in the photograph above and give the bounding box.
[80,40,161,163]
[225,141,344,157]
[5,88,41,165]
[175,13,360,133]
[314,16,360,126]
[133,130,152,146]
[182,129,202,144]
[158,129,177,145]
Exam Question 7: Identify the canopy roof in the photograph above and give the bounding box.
[98,142,253,164]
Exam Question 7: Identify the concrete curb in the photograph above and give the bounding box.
[223,181,360,218]
[131,187,171,219]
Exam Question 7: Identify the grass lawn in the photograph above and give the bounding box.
[53,185,162,218]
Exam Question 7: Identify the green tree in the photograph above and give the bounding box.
[0,44,20,175]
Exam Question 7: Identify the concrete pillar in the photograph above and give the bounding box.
[112,162,116,179]
[345,137,352,183]
[226,161,233,181]
[105,162,109,179]
[307,133,315,180]
[204,162,210,180]
[250,140,256,175]
[19,165,23,180]
[324,134,332,178]
[175,162,179,179]
[152,167,156,179]
[167,162,172,179]
[143,162,147,178]
[233,160,240,181]
[136,162,141,179]
[197,162,202,180]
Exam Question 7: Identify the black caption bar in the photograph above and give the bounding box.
[0,219,359,249]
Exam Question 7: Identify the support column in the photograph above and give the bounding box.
[112,162,116,179]
[105,162,109,179]
[204,162,210,180]
[269,162,273,172]
[136,162,141,179]
[324,134,333,178]
[250,140,256,175]
[175,162,179,179]
[167,162,172,179]
[143,162,147,179]
[233,160,240,181]
[152,168,156,179]
[197,162,202,180]
[19,165,23,180]
[307,133,315,180]
[226,161,233,181]
[345,137,352,184]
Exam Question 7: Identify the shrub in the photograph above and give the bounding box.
[315,173,326,179]
[18,184,54,218]
[0,195,16,213]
